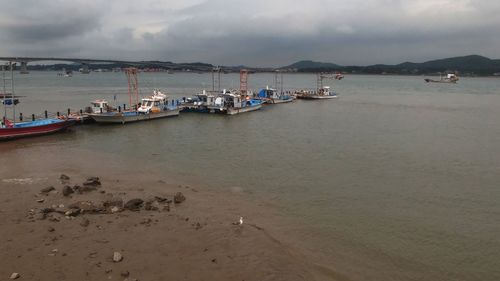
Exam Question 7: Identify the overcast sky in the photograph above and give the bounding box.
[1,0,500,66]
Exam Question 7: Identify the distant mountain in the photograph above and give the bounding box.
[283,55,500,75]
[284,60,341,70]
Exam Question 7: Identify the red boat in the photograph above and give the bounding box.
[0,118,75,141]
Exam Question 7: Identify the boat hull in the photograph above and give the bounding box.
[226,104,262,115]
[424,78,457,84]
[89,109,180,124]
[265,98,294,104]
[297,95,338,100]
[0,120,74,141]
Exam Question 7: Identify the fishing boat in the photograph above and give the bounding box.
[179,90,215,113]
[89,90,179,124]
[256,86,294,104]
[1,62,74,140]
[296,73,339,100]
[206,90,263,115]
[296,86,338,99]
[0,118,74,140]
[424,73,459,83]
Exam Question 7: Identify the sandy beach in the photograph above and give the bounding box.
[0,170,320,281]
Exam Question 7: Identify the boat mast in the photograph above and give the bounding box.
[317,73,324,90]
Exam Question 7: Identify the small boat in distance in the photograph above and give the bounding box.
[424,73,459,83]
[296,86,338,99]
[296,73,339,100]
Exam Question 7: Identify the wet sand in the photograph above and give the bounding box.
[0,171,319,281]
[0,138,347,281]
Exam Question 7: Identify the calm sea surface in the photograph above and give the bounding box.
[2,71,500,281]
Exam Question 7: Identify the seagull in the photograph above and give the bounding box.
[232,216,243,226]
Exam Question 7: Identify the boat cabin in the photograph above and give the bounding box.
[91,100,109,114]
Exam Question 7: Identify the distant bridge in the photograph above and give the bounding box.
[0,57,213,74]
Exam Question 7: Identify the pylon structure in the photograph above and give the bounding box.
[240,69,248,95]
[125,68,139,109]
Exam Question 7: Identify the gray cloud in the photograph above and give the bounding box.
[1,0,500,66]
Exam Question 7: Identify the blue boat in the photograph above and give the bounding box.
[256,87,294,104]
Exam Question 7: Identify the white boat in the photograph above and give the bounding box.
[89,90,179,124]
[425,73,459,83]
[206,90,263,115]
[296,86,338,99]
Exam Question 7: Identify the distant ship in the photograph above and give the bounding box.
[424,73,459,83]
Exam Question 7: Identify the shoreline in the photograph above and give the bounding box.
[0,170,325,281]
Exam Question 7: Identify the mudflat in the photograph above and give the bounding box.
[0,173,316,281]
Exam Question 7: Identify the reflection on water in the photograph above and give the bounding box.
[2,72,500,281]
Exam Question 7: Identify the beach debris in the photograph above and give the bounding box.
[47,226,55,232]
[68,201,101,214]
[124,199,143,211]
[144,199,160,211]
[40,186,55,194]
[60,174,70,181]
[105,269,112,274]
[62,186,74,197]
[36,198,45,203]
[110,206,121,213]
[112,251,123,262]
[174,192,186,204]
[163,204,170,212]
[83,176,101,187]
[9,272,20,279]
[103,198,123,208]
[154,196,169,203]
[232,217,243,225]
[121,271,130,277]
[74,184,98,194]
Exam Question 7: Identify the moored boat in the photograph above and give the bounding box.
[0,118,74,140]
[206,90,263,115]
[89,90,179,124]
[256,87,294,104]
[1,61,74,140]
[89,68,180,124]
